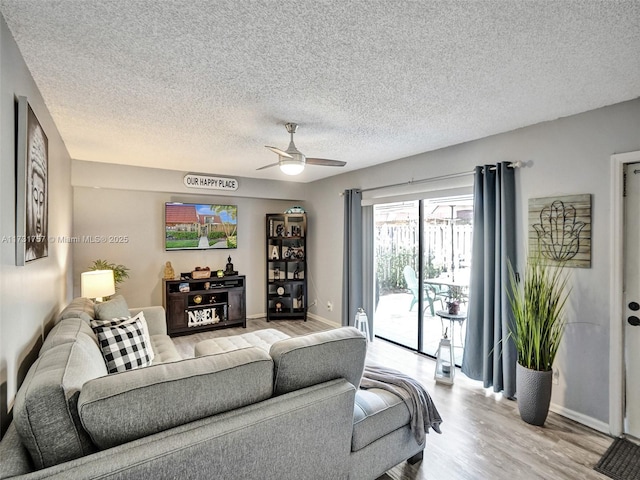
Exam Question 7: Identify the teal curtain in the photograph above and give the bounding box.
[461,163,517,397]
[342,189,363,330]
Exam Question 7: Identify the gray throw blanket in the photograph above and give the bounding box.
[360,364,442,445]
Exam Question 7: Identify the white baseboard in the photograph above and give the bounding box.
[247,312,340,329]
[306,312,340,328]
[549,402,610,435]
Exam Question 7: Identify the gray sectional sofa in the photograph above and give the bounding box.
[0,298,426,479]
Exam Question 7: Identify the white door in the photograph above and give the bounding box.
[624,162,640,439]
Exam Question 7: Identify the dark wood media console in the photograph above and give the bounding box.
[163,275,246,336]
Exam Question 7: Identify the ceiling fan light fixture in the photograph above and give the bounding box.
[279,159,305,175]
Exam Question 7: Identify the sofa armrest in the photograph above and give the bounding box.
[128,306,166,335]
[0,423,34,478]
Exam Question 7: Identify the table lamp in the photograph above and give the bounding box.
[81,270,115,302]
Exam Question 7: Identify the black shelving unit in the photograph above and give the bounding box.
[266,213,307,322]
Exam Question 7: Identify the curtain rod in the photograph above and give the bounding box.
[352,160,523,195]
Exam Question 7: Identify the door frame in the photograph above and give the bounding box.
[609,150,640,437]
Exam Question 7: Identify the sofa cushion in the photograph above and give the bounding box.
[150,334,183,363]
[13,341,108,469]
[91,318,152,373]
[269,327,367,395]
[40,317,98,355]
[78,346,274,449]
[194,328,290,356]
[91,312,155,364]
[94,294,129,319]
[352,388,411,451]
[57,297,95,323]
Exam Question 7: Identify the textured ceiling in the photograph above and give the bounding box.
[1,1,639,183]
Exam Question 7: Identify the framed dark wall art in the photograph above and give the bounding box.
[16,96,49,265]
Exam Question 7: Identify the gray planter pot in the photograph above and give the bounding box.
[516,363,553,426]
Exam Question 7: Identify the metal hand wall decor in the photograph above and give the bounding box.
[528,194,591,268]
[533,200,585,262]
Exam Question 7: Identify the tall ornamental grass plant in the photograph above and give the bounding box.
[508,254,570,372]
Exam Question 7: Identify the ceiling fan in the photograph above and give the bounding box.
[257,122,346,175]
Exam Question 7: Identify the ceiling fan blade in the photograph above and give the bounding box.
[305,158,347,167]
[265,146,293,158]
[256,162,280,171]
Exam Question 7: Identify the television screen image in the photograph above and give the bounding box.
[165,203,237,250]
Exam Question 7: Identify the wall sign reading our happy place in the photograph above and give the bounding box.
[183,173,238,191]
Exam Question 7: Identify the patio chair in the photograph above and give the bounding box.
[403,266,441,316]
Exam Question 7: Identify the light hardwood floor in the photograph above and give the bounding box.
[173,317,614,480]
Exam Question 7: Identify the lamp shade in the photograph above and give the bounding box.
[81,270,115,300]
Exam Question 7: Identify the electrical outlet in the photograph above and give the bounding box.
[327,301,333,311]
[552,368,559,385]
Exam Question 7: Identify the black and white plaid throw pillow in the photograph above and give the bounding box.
[92,319,152,374]
[91,312,155,364]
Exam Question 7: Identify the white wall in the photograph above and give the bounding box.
[0,16,73,434]
[72,161,306,315]
[307,98,640,427]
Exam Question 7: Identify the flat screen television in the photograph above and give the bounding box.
[165,203,237,250]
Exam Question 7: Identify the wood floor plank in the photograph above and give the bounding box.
[172,317,614,480]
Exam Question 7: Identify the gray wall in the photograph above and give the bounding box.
[2,6,639,437]
[0,16,73,434]
[306,98,640,426]
[72,161,307,315]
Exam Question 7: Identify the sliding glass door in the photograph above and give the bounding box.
[373,201,419,349]
[373,196,473,363]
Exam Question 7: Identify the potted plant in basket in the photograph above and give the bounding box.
[446,285,466,315]
[508,253,570,426]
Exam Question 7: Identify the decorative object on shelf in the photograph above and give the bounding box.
[293,267,300,279]
[224,256,238,275]
[88,259,130,290]
[528,194,591,268]
[277,286,285,296]
[163,261,176,280]
[434,328,454,385]
[274,267,280,280]
[275,223,285,236]
[204,282,210,290]
[271,245,279,259]
[275,301,283,312]
[285,206,305,214]
[284,246,304,259]
[508,252,571,425]
[191,266,211,279]
[193,295,203,304]
[81,270,116,303]
[216,269,224,278]
[179,282,190,293]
